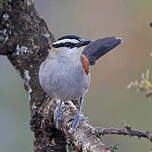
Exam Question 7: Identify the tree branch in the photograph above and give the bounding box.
[91,126,152,143]
[0,0,111,151]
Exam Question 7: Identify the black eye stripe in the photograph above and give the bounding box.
[52,42,76,48]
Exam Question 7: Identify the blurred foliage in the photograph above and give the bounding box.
[0,0,11,3]
[128,23,152,98]
[128,70,152,98]
[68,144,74,152]
[109,144,120,152]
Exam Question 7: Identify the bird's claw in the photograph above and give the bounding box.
[54,101,66,129]
[69,114,86,133]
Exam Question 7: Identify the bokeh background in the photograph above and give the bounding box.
[0,0,152,151]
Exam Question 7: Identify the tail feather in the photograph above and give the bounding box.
[82,37,123,65]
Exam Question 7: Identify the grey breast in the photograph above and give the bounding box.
[39,55,90,101]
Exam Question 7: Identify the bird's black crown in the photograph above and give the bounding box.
[58,35,81,41]
[52,35,91,48]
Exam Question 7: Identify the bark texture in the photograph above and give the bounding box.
[0,0,110,151]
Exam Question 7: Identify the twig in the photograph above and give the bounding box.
[92,126,152,143]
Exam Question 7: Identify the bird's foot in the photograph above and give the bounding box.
[69,113,86,133]
[54,101,66,129]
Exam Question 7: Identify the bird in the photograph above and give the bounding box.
[39,35,123,132]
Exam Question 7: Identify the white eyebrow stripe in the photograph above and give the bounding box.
[53,39,79,45]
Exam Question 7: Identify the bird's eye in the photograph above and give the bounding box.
[64,42,76,48]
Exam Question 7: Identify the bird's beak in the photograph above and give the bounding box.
[76,39,91,47]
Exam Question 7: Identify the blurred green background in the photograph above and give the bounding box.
[0,0,152,151]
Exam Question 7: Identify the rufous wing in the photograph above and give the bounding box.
[80,54,89,75]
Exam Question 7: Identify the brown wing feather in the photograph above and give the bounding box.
[80,54,89,75]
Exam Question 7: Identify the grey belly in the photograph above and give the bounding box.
[39,59,91,101]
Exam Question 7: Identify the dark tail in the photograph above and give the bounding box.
[82,37,123,65]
